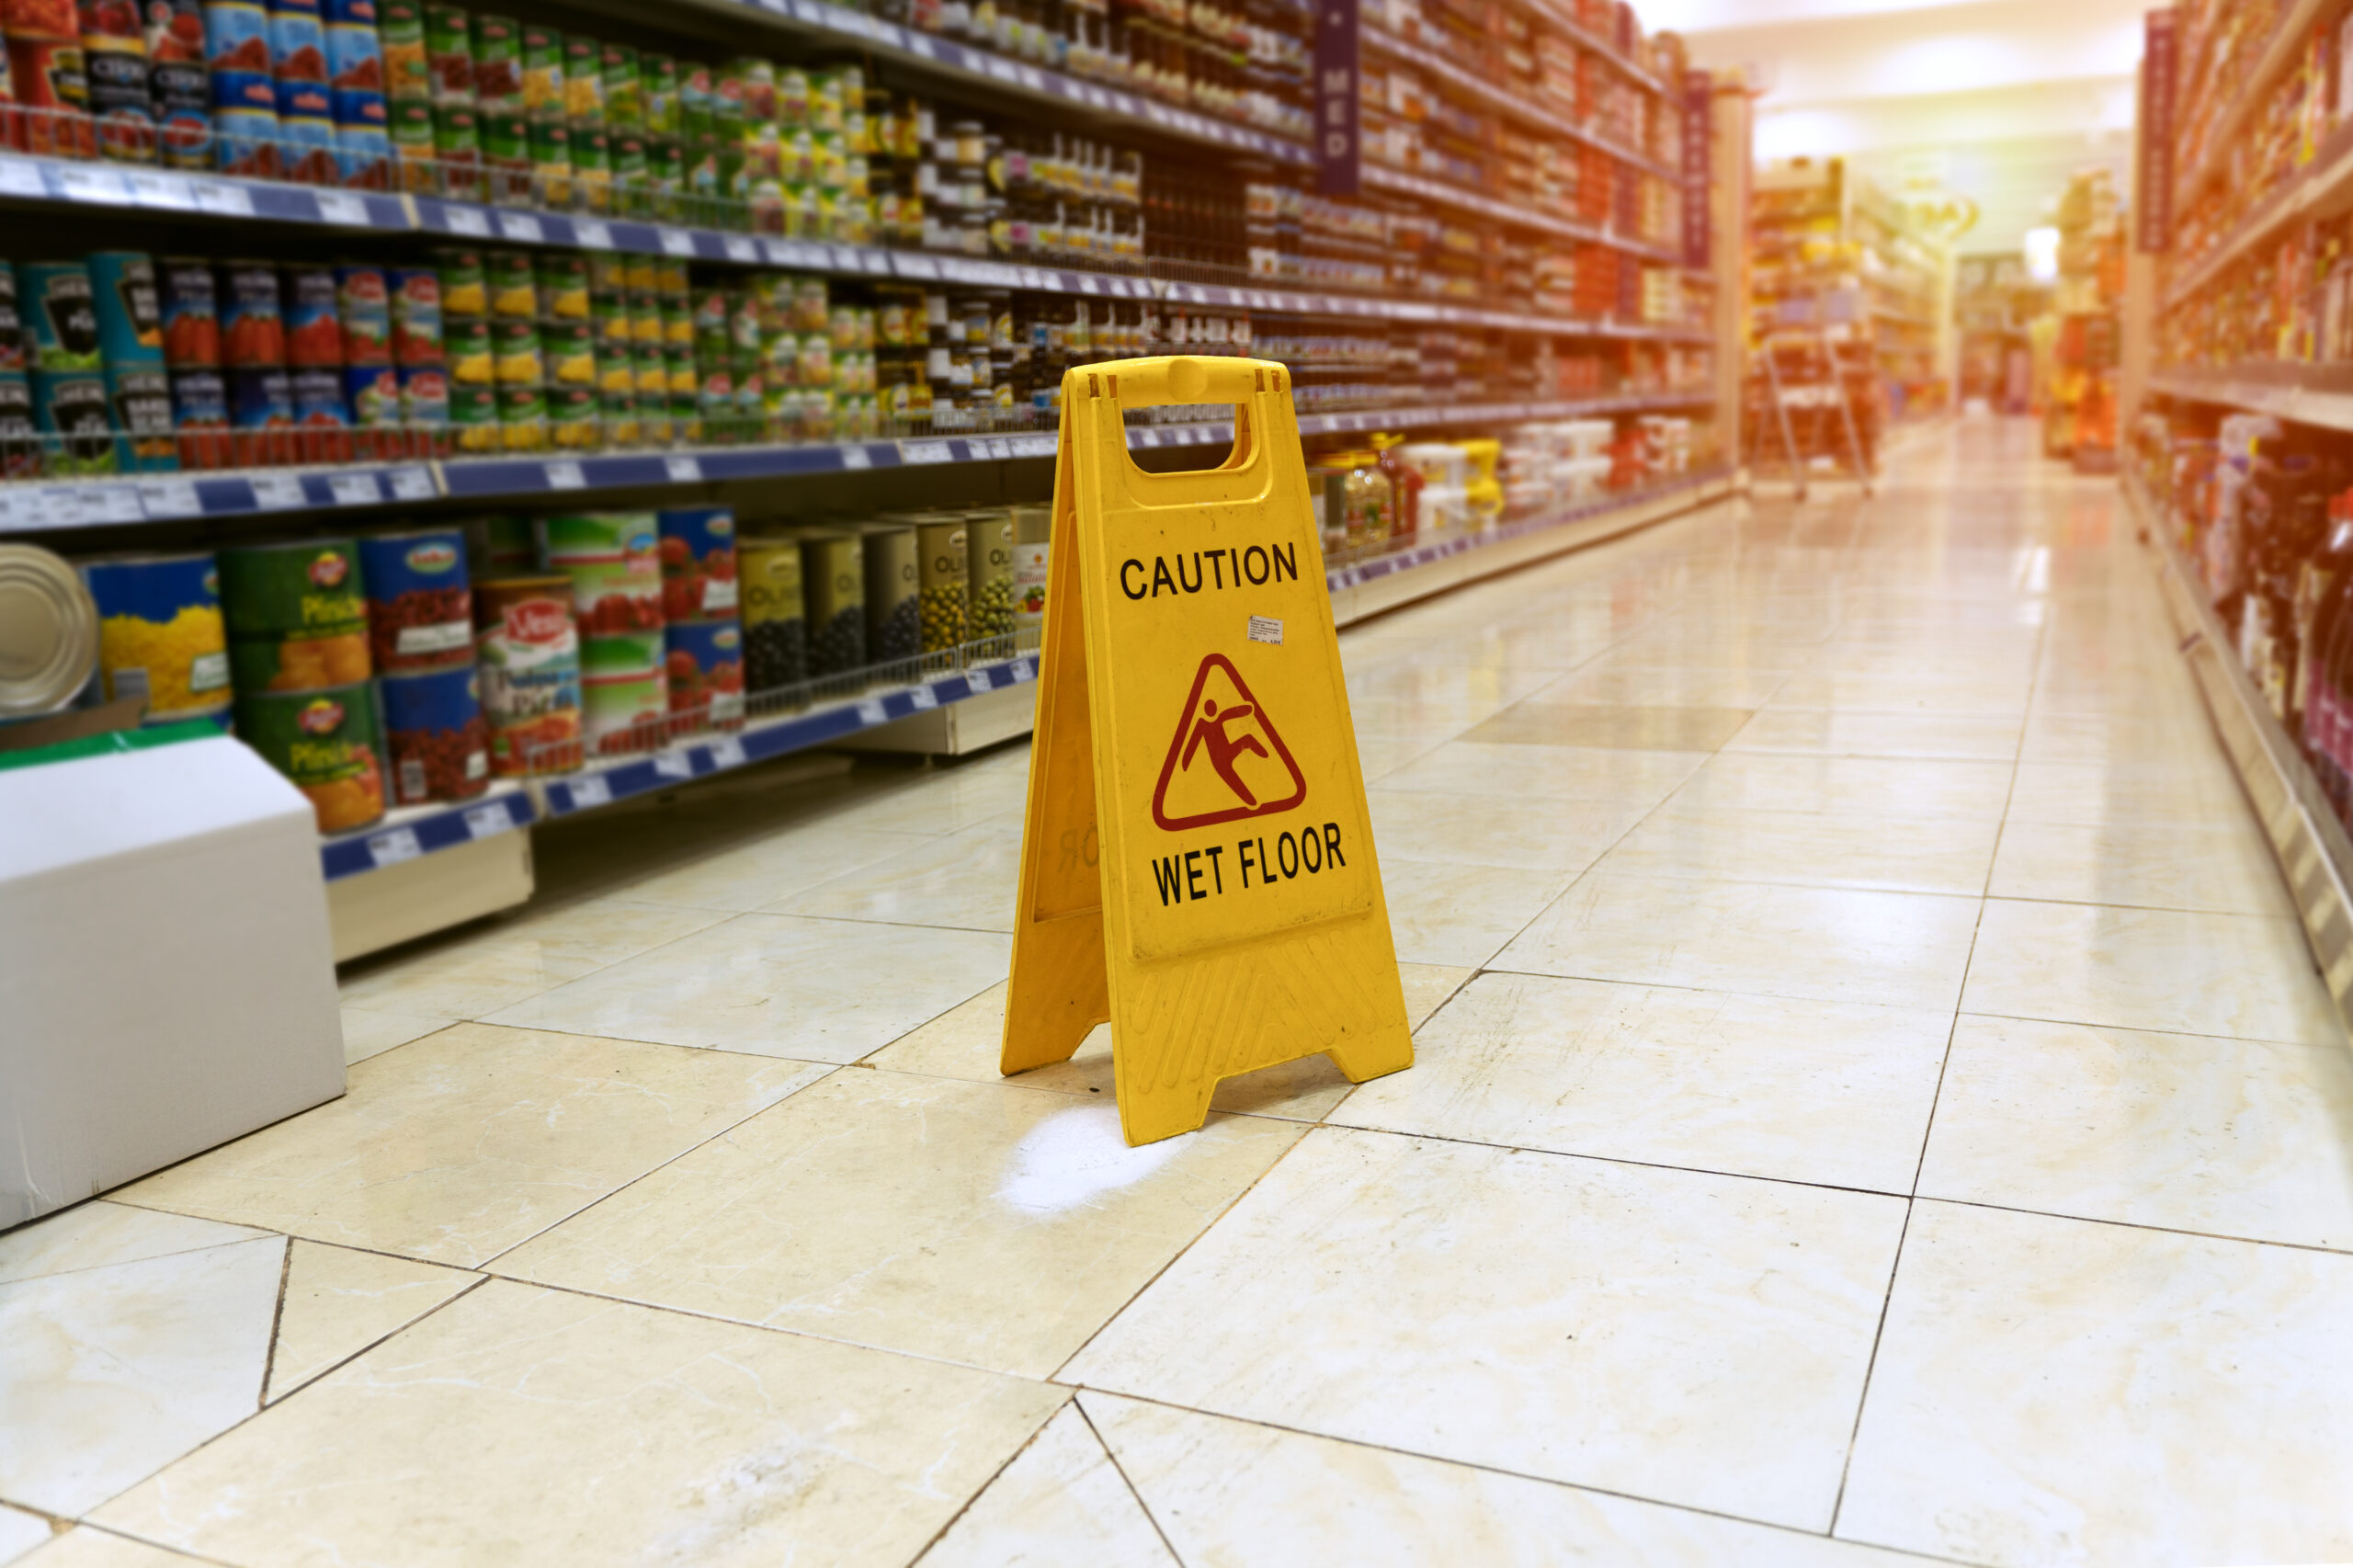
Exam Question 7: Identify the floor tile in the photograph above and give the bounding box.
[14,1532,204,1566]
[337,1008,453,1066]
[0,1205,267,1289]
[1668,753,2017,821]
[765,823,1027,932]
[1988,818,2293,915]
[1466,702,1756,752]
[1597,803,2000,896]
[119,1024,825,1267]
[1376,740,1710,806]
[915,1403,1175,1568]
[1918,1015,2353,1250]
[1724,707,2023,760]
[484,914,1011,1062]
[1064,1127,1907,1529]
[336,900,728,1022]
[1838,1201,2353,1567]
[1085,1392,1929,1567]
[1366,789,1639,872]
[866,964,1473,1122]
[2004,757,2250,827]
[1962,899,2342,1045]
[0,1508,49,1567]
[1333,971,1949,1191]
[1495,872,1982,1011]
[2018,707,2222,765]
[0,1234,283,1516]
[1377,858,1579,967]
[616,824,938,915]
[1768,670,2032,717]
[495,1072,1305,1378]
[1530,664,1794,709]
[91,1281,1066,1568]
[263,1242,479,1403]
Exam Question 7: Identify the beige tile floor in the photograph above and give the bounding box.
[8,419,2353,1565]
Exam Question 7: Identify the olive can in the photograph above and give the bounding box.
[233,680,386,832]
[858,519,917,664]
[915,516,966,653]
[965,506,1016,642]
[799,528,863,676]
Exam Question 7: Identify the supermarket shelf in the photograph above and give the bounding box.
[1524,0,1666,97]
[0,149,1703,336]
[320,784,535,882]
[1361,164,1680,260]
[2148,362,2353,435]
[1359,22,1680,184]
[0,391,1716,536]
[2123,468,2353,1030]
[2165,115,2353,310]
[2173,0,2332,204]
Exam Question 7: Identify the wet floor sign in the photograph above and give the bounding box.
[1001,356,1414,1145]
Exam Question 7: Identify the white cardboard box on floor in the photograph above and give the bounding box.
[0,734,345,1228]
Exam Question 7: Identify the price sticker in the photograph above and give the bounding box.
[567,774,612,809]
[707,736,746,768]
[367,825,424,866]
[388,466,436,500]
[856,698,888,725]
[0,158,44,197]
[653,752,694,779]
[966,665,993,692]
[54,165,132,203]
[136,478,202,517]
[462,801,516,838]
[441,203,492,236]
[908,685,938,710]
[574,219,613,249]
[327,472,381,506]
[1008,660,1034,682]
[126,170,194,210]
[839,444,871,470]
[84,485,144,523]
[499,211,543,243]
[900,440,952,464]
[665,455,702,483]
[658,227,696,256]
[722,234,758,263]
[543,460,586,489]
[317,190,371,226]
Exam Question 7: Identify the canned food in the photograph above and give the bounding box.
[538,511,661,632]
[737,536,804,692]
[858,519,917,663]
[80,551,233,722]
[489,315,540,383]
[580,629,662,753]
[444,314,491,383]
[151,52,212,170]
[377,0,425,97]
[915,516,966,653]
[544,381,597,449]
[599,40,637,128]
[169,366,232,468]
[219,536,366,639]
[388,267,441,363]
[967,506,1016,640]
[156,256,221,366]
[664,618,742,730]
[473,573,580,774]
[423,0,469,104]
[212,103,280,180]
[21,261,102,371]
[656,506,734,622]
[228,364,294,463]
[275,82,337,184]
[431,246,485,317]
[233,680,384,831]
[225,625,369,690]
[105,363,178,472]
[335,118,391,188]
[220,260,285,365]
[333,264,392,364]
[396,361,447,427]
[518,22,559,113]
[466,514,533,574]
[13,40,97,161]
[486,248,536,318]
[34,369,119,476]
[267,0,325,82]
[493,381,542,448]
[0,543,99,718]
[800,528,862,676]
[290,365,352,454]
[357,526,470,672]
[0,266,22,375]
[344,362,400,439]
[533,251,587,320]
[469,10,517,104]
[280,263,343,365]
[86,252,165,366]
[539,319,592,385]
[325,17,379,88]
[561,32,597,123]
[0,374,40,481]
[447,377,495,450]
[380,661,488,802]
[203,0,271,74]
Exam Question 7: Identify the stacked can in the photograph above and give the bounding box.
[561,30,600,212]
[219,536,382,832]
[472,572,577,774]
[600,40,640,213]
[913,514,965,653]
[470,10,522,201]
[538,249,597,449]
[324,0,384,186]
[378,0,428,187]
[155,255,229,468]
[518,24,564,206]
[737,532,804,697]
[358,527,484,803]
[485,247,540,449]
[0,265,36,481]
[143,0,208,167]
[7,0,96,160]
[436,244,494,452]
[388,259,445,454]
[87,251,176,472]
[659,256,695,443]
[21,259,115,476]
[687,281,733,446]
[423,1,472,198]
[587,250,633,445]
[282,259,353,461]
[220,257,293,464]
[202,0,277,176]
[81,0,156,164]
[624,251,667,446]
[267,0,336,184]
[80,551,233,726]
[656,506,741,731]
[537,511,663,755]
[336,261,400,456]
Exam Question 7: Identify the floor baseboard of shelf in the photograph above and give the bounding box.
[2122,469,2353,1036]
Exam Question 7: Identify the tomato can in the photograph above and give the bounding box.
[211,102,278,177]
[233,680,385,832]
[156,256,221,366]
[80,550,233,723]
[335,112,389,187]
[335,263,391,363]
[656,505,735,622]
[472,573,579,773]
[580,630,662,754]
[280,262,342,365]
[220,259,285,365]
[0,373,40,481]
[267,0,324,82]
[357,525,471,672]
[324,15,375,86]
[169,365,231,467]
[202,0,270,74]
[396,360,447,429]
[663,617,742,730]
[227,364,292,463]
[380,661,488,802]
[12,40,97,160]
[389,265,442,363]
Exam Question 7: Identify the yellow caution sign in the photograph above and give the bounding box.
[1001,355,1414,1145]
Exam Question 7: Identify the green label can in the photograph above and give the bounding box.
[233,680,386,833]
[535,252,589,320]
[966,506,1015,640]
[219,538,367,639]
[915,516,967,653]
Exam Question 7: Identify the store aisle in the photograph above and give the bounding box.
[9,417,2353,1567]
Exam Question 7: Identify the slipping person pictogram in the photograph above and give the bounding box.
[1151,653,1307,829]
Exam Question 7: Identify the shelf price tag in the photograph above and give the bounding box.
[53,165,132,203]
[1008,658,1033,683]
[856,698,888,725]
[367,825,424,867]
[722,235,758,263]
[908,685,939,710]
[838,445,871,470]
[316,191,370,226]
[652,752,693,779]
[966,665,993,692]
[707,736,746,768]
[462,801,516,838]
[327,472,381,506]
[574,219,613,249]
[441,203,492,236]
[900,440,952,464]
[136,478,203,517]
[0,158,43,197]
[567,774,612,809]
[84,484,143,522]
[658,227,696,256]
[543,460,586,489]
[499,211,543,243]
[665,455,702,483]
[126,170,195,210]
[389,466,436,500]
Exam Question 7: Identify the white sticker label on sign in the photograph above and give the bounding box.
[250,472,308,508]
[567,774,612,808]
[908,685,938,710]
[389,466,436,500]
[368,826,424,866]
[137,478,202,517]
[707,736,747,768]
[573,219,613,249]
[856,698,888,725]
[317,191,370,226]
[544,460,586,489]
[499,211,543,243]
[658,227,696,256]
[1008,660,1033,682]
[328,472,381,506]
[1246,615,1283,646]
[442,204,492,236]
[722,234,758,263]
[462,801,514,838]
[665,455,702,483]
[966,665,992,691]
[839,445,871,470]
[653,753,693,779]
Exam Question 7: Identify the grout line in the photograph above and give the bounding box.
[897,1394,1075,1565]
[1074,1397,1189,1565]
[255,1236,296,1410]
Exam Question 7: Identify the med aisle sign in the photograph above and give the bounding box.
[1001,355,1414,1145]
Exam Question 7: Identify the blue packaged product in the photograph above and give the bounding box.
[275,85,338,184]
[323,0,376,21]
[332,85,384,129]
[151,66,214,171]
[335,120,390,187]
[212,105,280,179]
[34,369,120,475]
[204,0,272,74]
[80,552,235,723]
[344,362,399,426]
[267,0,326,82]
[290,364,350,428]
[20,262,104,372]
[105,364,180,472]
[170,365,232,468]
[357,527,472,671]
[210,66,275,110]
[379,662,490,802]
[86,252,166,369]
[663,617,745,729]
[325,20,380,90]
[397,363,447,426]
[229,364,294,429]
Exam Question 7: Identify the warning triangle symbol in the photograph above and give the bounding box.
[1151,653,1309,831]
